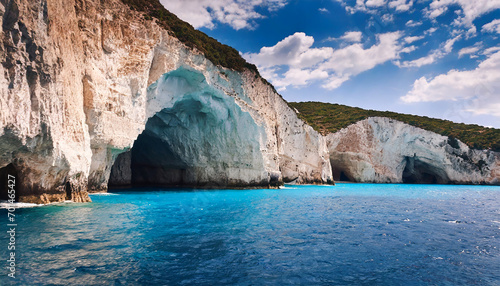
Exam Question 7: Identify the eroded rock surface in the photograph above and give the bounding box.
[0,0,332,203]
[326,117,500,184]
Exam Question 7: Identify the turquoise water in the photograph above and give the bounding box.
[1,184,500,285]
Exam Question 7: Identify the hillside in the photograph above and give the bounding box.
[122,0,278,94]
[121,0,255,72]
[119,1,500,153]
[289,102,500,152]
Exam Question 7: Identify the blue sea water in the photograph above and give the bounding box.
[1,183,500,285]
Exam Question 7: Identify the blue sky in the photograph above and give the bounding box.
[160,0,500,128]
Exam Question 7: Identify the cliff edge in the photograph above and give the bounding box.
[326,117,500,184]
[0,0,332,203]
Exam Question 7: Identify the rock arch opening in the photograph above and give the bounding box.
[108,67,269,189]
[331,164,354,182]
[402,156,449,184]
[0,163,19,202]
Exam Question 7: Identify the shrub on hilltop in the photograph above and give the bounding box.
[289,101,500,152]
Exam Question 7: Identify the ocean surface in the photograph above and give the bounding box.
[1,184,499,285]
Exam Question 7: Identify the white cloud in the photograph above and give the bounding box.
[366,0,386,8]
[401,51,500,117]
[344,1,365,13]
[318,7,329,13]
[341,0,413,13]
[243,32,333,69]
[483,46,500,55]
[320,32,402,74]
[244,31,406,90]
[321,75,351,90]
[425,27,438,34]
[160,0,288,30]
[272,68,330,89]
[443,35,461,53]
[381,14,394,23]
[397,35,461,68]
[458,45,480,58]
[396,53,440,68]
[465,25,477,38]
[323,31,363,43]
[426,0,500,31]
[320,32,404,89]
[426,6,448,19]
[405,20,422,27]
[482,19,500,34]
[388,0,413,12]
[404,35,424,44]
[400,45,417,53]
[243,32,334,89]
[341,31,363,43]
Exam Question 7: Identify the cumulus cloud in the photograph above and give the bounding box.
[320,32,403,75]
[160,0,288,30]
[318,7,329,13]
[341,0,413,13]
[401,51,500,117]
[320,32,405,89]
[322,32,405,88]
[341,31,363,42]
[243,32,334,69]
[482,19,500,34]
[244,31,406,90]
[388,0,413,12]
[396,35,461,68]
[366,0,386,8]
[243,32,334,89]
[425,0,500,37]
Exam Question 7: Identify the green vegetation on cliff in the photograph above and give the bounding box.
[121,0,256,73]
[289,102,500,151]
[120,1,499,151]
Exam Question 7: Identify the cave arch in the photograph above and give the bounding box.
[331,165,354,182]
[108,67,270,189]
[402,156,449,184]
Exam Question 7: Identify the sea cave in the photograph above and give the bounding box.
[108,67,268,189]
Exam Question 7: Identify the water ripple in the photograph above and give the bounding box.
[0,184,499,285]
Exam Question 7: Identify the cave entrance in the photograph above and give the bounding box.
[108,67,265,189]
[402,156,448,184]
[0,163,19,202]
[331,165,353,182]
[339,171,351,182]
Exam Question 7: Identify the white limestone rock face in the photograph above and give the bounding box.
[119,67,269,187]
[0,0,92,203]
[0,0,332,203]
[326,117,500,185]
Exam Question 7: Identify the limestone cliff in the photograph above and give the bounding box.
[0,0,332,203]
[326,117,500,185]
